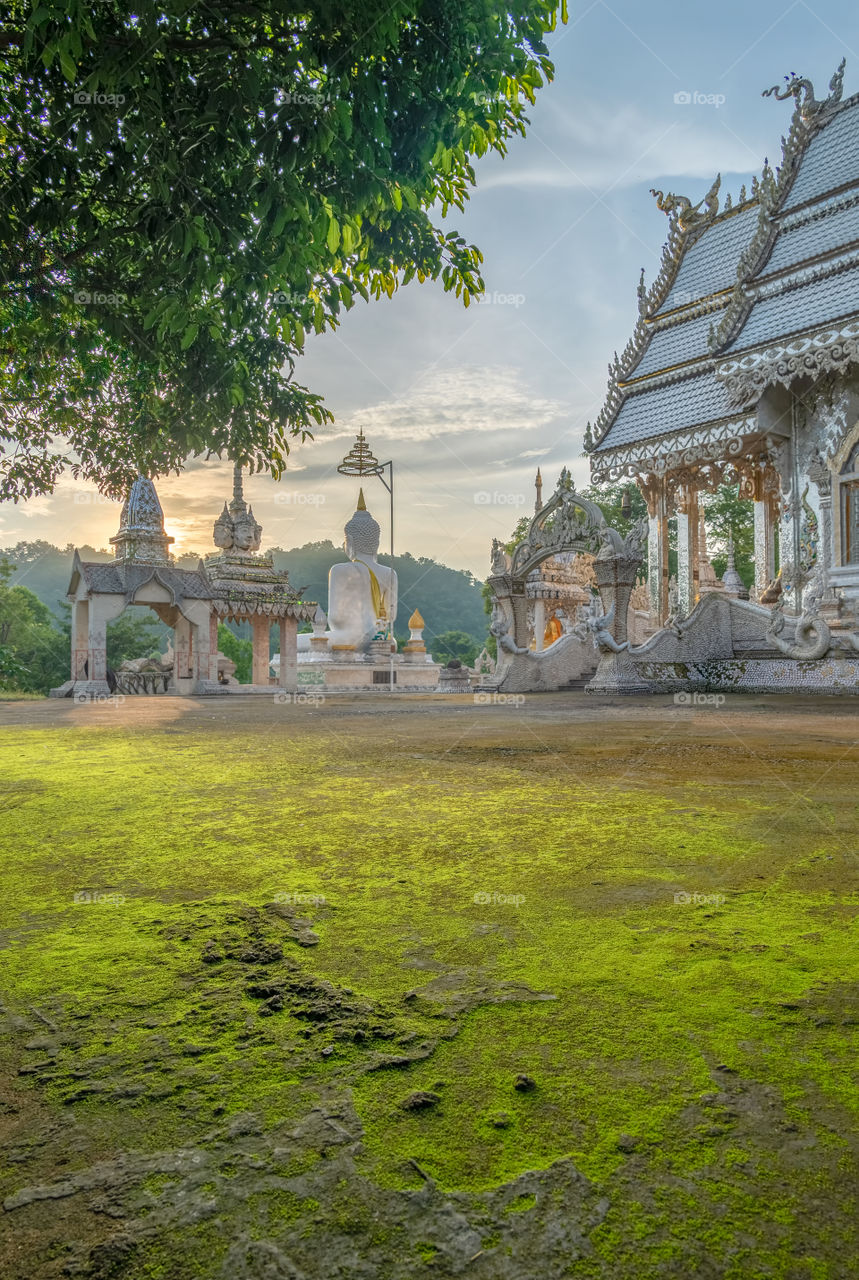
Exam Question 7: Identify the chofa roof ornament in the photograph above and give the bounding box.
[649,173,721,231]
[762,57,846,124]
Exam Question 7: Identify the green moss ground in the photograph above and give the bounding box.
[0,695,857,1278]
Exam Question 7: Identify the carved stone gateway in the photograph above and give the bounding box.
[486,471,645,692]
[52,469,317,699]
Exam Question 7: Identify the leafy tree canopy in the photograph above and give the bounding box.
[1,0,565,499]
[105,609,162,668]
[701,483,755,588]
[429,628,478,666]
[0,557,68,690]
[217,622,253,684]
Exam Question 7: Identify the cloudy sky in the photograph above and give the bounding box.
[3,0,858,575]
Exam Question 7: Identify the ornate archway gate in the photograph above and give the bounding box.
[486,470,647,692]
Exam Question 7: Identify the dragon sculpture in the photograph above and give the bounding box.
[766,602,831,660]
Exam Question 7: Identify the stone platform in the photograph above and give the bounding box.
[297,659,439,692]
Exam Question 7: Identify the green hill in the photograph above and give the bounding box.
[0,540,489,648]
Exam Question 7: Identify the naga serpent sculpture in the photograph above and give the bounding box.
[765,601,831,660]
[575,601,628,654]
[489,602,530,656]
[762,59,845,122]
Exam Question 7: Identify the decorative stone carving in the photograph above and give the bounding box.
[650,173,721,231]
[591,422,754,485]
[574,599,626,653]
[766,599,832,659]
[510,470,609,579]
[490,538,511,574]
[490,598,529,656]
[718,318,859,404]
[213,463,263,552]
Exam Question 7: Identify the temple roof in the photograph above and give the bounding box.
[781,99,859,209]
[598,370,743,450]
[659,203,760,313]
[588,64,859,478]
[727,260,859,352]
[70,556,214,602]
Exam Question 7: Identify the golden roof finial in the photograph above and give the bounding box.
[357,488,366,511]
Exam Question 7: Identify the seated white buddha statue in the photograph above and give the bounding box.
[297,491,397,655]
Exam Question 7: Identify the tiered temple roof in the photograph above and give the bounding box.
[587,61,859,483]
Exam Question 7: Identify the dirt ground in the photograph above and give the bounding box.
[0,691,857,1279]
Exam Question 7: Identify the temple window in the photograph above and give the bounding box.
[839,443,859,564]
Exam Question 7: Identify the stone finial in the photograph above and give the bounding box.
[312,604,328,637]
[721,537,749,599]
[110,475,174,564]
[404,607,427,657]
[213,462,262,553]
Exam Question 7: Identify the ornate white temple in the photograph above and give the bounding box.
[574,61,859,694]
[483,64,859,696]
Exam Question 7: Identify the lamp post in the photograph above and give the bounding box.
[337,429,394,557]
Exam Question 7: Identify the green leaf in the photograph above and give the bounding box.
[326,218,340,254]
[59,50,77,83]
[180,323,199,350]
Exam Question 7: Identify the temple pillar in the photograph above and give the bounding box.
[251,614,271,686]
[71,599,89,679]
[807,453,834,608]
[87,599,111,684]
[510,587,530,651]
[279,617,298,692]
[188,606,216,688]
[533,598,545,652]
[173,614,193,692]
[209,612,220,681]
[77,594,125,693]
[753,498,777,600]
[641,476,669,625]
[676,482,699,615]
